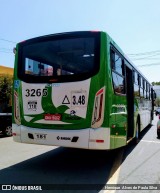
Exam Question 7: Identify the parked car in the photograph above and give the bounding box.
[157,115,160,139]
[0,106,12,137]
[155,107,160,116]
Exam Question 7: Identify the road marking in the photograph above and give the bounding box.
[141,139,160,144]
[101,148,124,193]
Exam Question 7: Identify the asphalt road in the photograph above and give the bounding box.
[0,115,160,193]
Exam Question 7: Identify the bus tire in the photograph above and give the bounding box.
[3,125,12,137]
[135,120,140,144]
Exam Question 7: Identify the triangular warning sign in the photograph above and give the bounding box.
[62,95,70,104]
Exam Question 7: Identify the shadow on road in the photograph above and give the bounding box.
[0,146,122,193]
[0,133,10,138]
[122,124,152,162]
[0,124,153,192]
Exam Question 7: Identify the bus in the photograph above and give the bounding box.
[12,31,154,150]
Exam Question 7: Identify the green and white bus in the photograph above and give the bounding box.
[12,31,154,149]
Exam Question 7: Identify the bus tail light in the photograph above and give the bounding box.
[96,140,104,143]
[90,139,104,143]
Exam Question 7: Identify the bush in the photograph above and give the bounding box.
[0,75,13,110]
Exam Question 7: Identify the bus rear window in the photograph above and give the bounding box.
[18,33,100,83]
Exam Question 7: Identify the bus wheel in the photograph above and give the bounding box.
[135,121,140,144]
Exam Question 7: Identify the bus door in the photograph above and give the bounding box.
[126,65,134,141]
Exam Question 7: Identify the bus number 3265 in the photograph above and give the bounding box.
[25,89,48,97]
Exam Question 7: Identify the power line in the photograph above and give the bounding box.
[131,56,160,61]
[0,51,12,54]
[137,62,160,67]
[0,47,13,51]
[127,50,160,68]
[0,38,16,44]
[128,50,160,56]
[0,48,13,54]
[128,52,160,60]
[131,52,160,58]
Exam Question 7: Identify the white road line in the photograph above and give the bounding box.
[141,139,160,144]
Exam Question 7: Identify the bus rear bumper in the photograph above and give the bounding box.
[12,124,110,150]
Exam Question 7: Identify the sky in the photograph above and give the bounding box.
[0,0,160,83]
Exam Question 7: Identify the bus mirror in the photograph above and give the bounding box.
[13,47,16,55]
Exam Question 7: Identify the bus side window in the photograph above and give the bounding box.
[134,71,140,97]
[146,82,149,99]
[148,85,150,100]
[110,49,125,95]
[143,80,146,98]
[140,76,144,98]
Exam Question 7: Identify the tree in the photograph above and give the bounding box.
[152,82,160,86]
[0,75,13,109]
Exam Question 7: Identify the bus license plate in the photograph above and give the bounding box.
[35,133,47,140]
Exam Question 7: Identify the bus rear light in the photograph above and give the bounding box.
[96,140,104,143]
[12,132,20,136]
[89,139,104,143]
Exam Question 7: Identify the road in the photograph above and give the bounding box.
[0,115,160,193]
